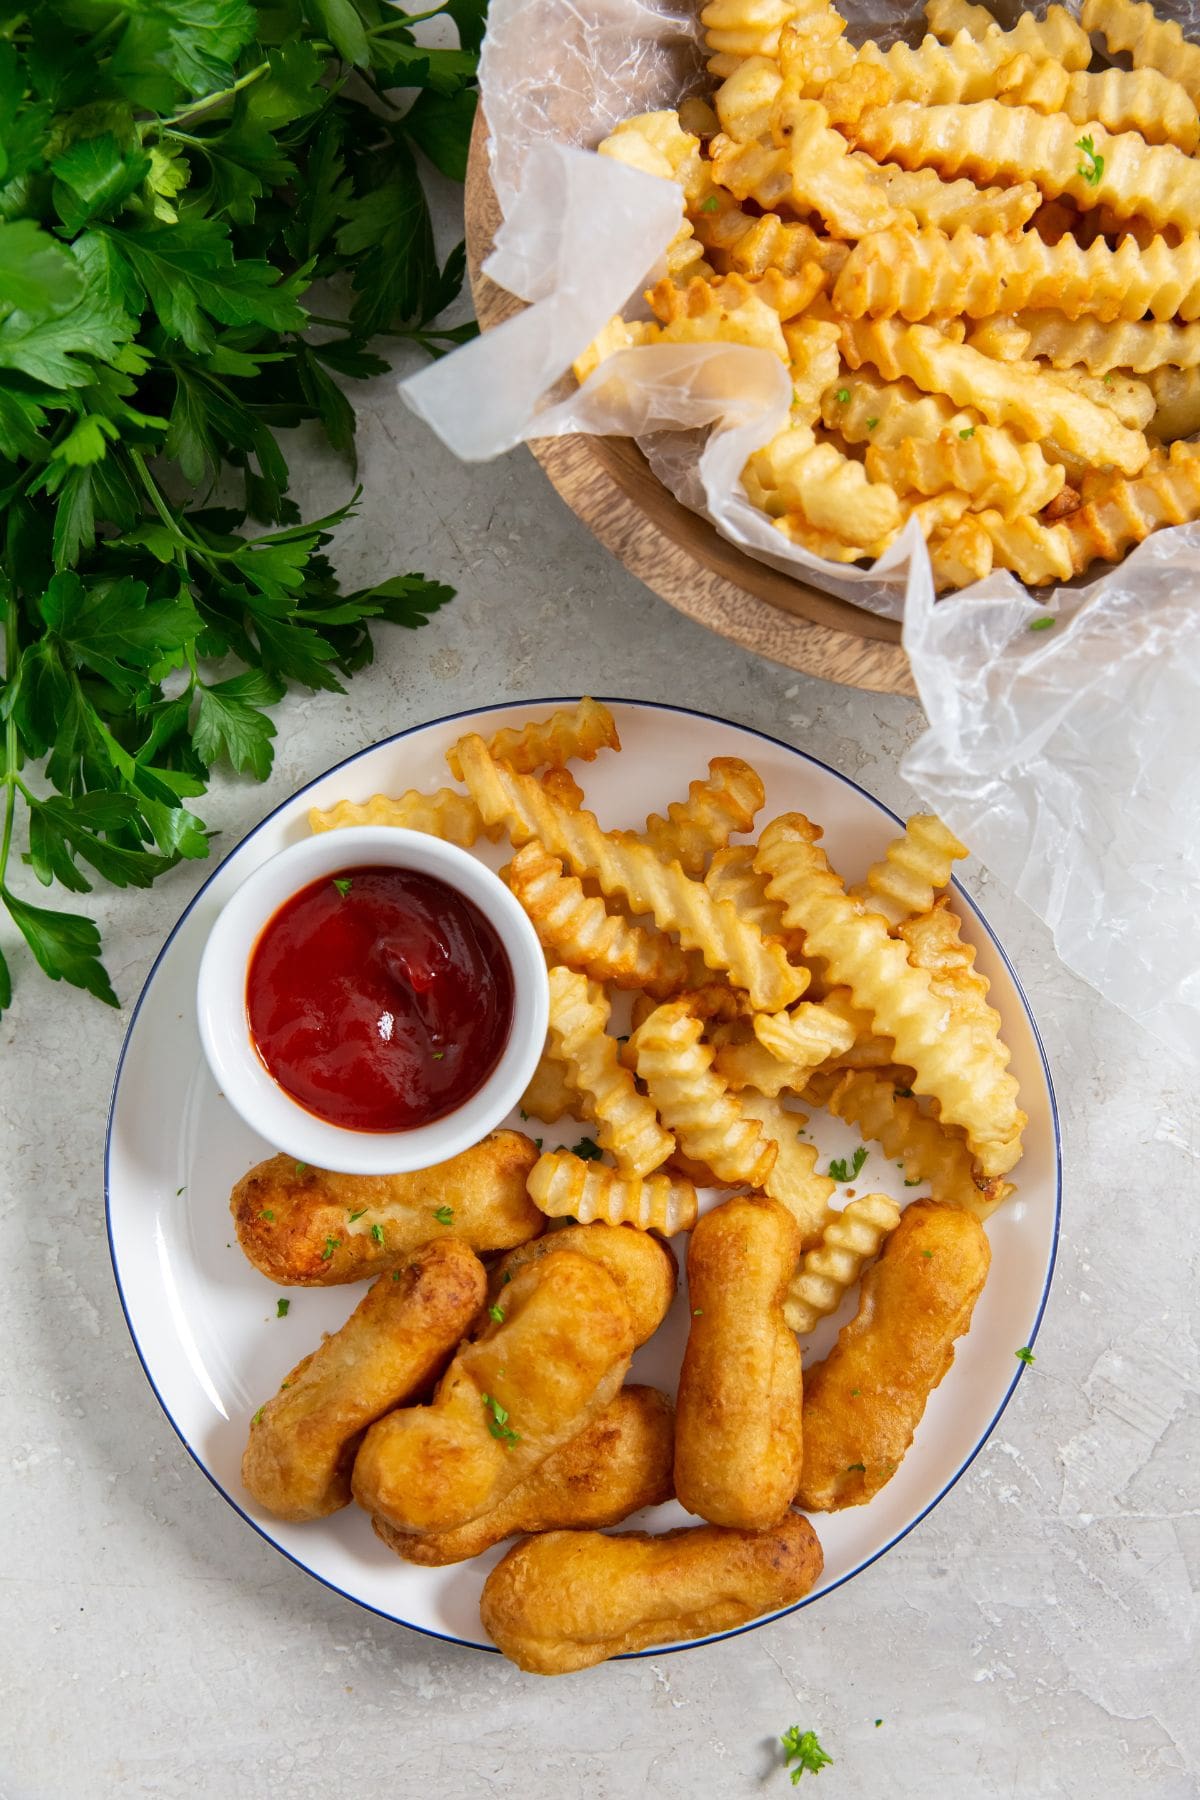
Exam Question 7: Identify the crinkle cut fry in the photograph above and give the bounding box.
[507,842,697,1000]
[848,101,1200,238]
[851,158,1039,234]
[848,813,967,929]
[702,0,804,74]
[994,54,1200,153]
[752,999,857,1066]
[547,966,673,1179]
[834,225,1200,326]
[840,317,1149,474]
[1016,311,1200,375]
[1081,0,1200,109]
[642,758,765,876]
[631,999,778,1187]
[455,735,807,1013]
[521,1047,586,1124]
[925,0,1092,68]
[528,1151,699,1236]
[755,814,1024,1177]
[308,788,498,847]
[732,1088,837,1242]
[445,698,619,784]
[865,427,1064,522]
[824,371,979,447]
[784,1192,902,1334]
[827,1069,1013,1219]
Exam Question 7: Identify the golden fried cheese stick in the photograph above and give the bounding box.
[373,1386,675,1566]
[307,787,496,846]
[528,1151,700,1237]
[547,966,673,1178]
[230,1133,544,1285]
[456,735,806,1011]
[756,815,1024,1176]
[796,1200,990,1510]
[444,697,619,783]
[506,842,696,999]
[848,812,967,928]
[675,1197,804,1529]
[849,102,1200,238]
[784,1192,900,1334]
[242,1241,485,1522]
[352,1251,635,1535]
[481,1511,824,1673]
[642,757,765,876]
[489,1221,677,1345]
[835,225,1200,326]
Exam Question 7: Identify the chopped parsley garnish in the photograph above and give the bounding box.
[875,1719,883,1728]
[488,1303,506,1323]
[959,426,976,440]
[321,1237,340,1261]
[534,1137,543,1150]
[700,195,720,212]
[260,1209,275,1222]
[571,1136,603,1162]
[693,1307,703,1316]
[519,1108,529,1121]
[392,1270,402,1281]
[432,1205,454,1226]
[905,1178,922,1187]
[827,1146,868,1182]
[276,1298,290,1318]
[895,1088,913,1098]
[1104,372,1115,385]
[851,1388,860,1396]
[781,1727,833,1783]
[252,1407,265,1425]
[846,1462,866,1472]
[370,1223,385,1245]
[348,1208,367,1222]
[332,877,353,899]
[835,387,850,404]
[176,1185,186,1196]
[431,1050,445,1061]
[1075,135,1104,185]
[1016,1345,1036,1365]
[1029,616,1056,631]
[481,1393,520,1447]
[294,1162,307,1175]
[501,1271,512,1286]
[866,417,879,431]
[921,1249,933,1258]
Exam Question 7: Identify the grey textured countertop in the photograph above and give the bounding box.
[2,352,1197,1799]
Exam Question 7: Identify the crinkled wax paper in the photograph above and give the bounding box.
[400,0,1200,1079]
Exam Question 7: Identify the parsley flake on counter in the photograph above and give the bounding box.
[332,878,353,900]
[875,1719,883,1728]
[176,1186,186,1196]
[828,1146,868,1182]
[370,1223,385,1245]
[1029,616,1056,631]
[481,1393,520,1447]
[571,1136,604,1162]
[1076,135,1104,185]
[1016,1346,1036,1364]
[433,1205,454,1226]
[781,1727,833,1783]
[276,1298,290,1318]
[321,1237,341,1261]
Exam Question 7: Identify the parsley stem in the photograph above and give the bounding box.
[155,60,272,132]
[0,590,18,897]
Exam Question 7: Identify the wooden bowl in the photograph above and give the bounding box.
[464,112,915,696]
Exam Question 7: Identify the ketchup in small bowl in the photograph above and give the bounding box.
[246,865,515,1134]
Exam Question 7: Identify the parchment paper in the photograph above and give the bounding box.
[400,0,1200,1078]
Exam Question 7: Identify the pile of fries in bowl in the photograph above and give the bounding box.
[226,701,1028,1672]
[576,0,1200,588]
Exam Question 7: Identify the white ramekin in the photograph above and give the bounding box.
[195,825,548,1175]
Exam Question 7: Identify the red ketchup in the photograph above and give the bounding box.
[246,865,514,1132]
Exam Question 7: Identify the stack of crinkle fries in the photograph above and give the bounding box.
[243,700,1030,1669]
[576,0,1200,588]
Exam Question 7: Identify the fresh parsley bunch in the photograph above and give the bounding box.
[0,0,484,1015]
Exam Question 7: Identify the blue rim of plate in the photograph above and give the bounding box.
[105,696,1062,1661]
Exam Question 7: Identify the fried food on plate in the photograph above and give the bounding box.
[675,1197,804,1529]
[848,813,968,927]
[351,1251,634,1534]
[642,756,765,876]
[242,1240,485,1522]
[490,1221,677,1346]
[528,1149,699,1238]
[307,787,497,846]
[826,1068,1013,1218]
[231,1132,543,1284]
[784,1192,901,1334]
[547,965,674,1177]
[796,1200,990,1511]
[455,734,807,1011]
[756,814,1025,1176]
[479,1510,824,1674]
[506,841,696,999]
[731,1089,837,1241]
[373,1386,675,1566]
[631,998,777,1187]
[445,696,619,783]
[519,1048,585,1123]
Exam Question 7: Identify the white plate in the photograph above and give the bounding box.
[106,699,1061,1658]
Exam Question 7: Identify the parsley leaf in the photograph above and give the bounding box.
[781,1727,833,1782]
[1075,135,1104,186]
[827,1146,868,1182]
[1016,1345,1036,1364]
[481,1392,520,1447]
[276,1298,289,1318]
[571,1136,604,1162]
[432,1205,454,1226]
